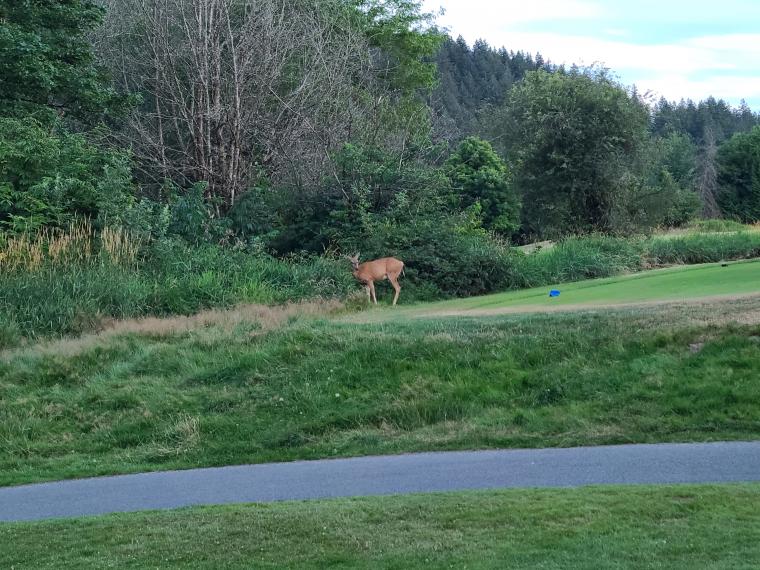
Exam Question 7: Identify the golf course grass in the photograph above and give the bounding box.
[363,259,760,319]
[2,484,759,568]
[2,270,760,486]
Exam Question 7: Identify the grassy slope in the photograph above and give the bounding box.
[2,293,760,487]
[2,485,760,569]
[385,260,760,317]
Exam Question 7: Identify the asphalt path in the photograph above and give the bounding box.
[2,441,759,522]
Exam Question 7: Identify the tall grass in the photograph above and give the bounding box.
[511,230,760,291]
[646,232,760,265]
[4,223,760,347]
[514,236,643,287]
[686,219,753,233]
[0,225,354,347]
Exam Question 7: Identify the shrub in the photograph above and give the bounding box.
[0,118,133,233]
[516,236,644,287]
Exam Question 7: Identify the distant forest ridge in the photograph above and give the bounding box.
[431,35,760,143]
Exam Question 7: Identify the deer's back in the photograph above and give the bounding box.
[359,257,404,279]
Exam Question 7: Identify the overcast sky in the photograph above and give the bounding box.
[422,0,760,110]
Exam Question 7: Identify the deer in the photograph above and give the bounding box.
[347,253,405,306]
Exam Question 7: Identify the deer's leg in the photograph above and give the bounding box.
[365,284,372,303]
[369,281,378,305]
[389,275,401,306]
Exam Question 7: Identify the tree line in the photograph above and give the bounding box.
[3,0,760,269]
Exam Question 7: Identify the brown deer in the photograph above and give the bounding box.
[348,253,405,306]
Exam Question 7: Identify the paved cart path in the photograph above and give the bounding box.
[2,441,759,522]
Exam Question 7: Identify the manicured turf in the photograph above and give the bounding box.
[386,260,760,317]
[2,485,759,569]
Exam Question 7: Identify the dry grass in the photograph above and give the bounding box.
[0,220,102,272]
[0,220,143,273]
[1,299,345,359]
[100,226,141,266]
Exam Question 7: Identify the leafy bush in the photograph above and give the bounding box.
[445,137,520,236]
[0,118,133,233]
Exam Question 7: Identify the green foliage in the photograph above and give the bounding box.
[636,133,701,229]
[432,36,550,137]
[0,0,128,123]
[319,143,518,298]
[0,118,133,232]
[493,68,650,238]
[227,185,280,246]
[356,0,443,93]
[445,137,521,235]
[717,126,760,222]
[660,172,703,228]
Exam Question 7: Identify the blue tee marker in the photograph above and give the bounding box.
[549,289,561,298]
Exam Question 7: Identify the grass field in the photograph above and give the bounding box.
[365,260,760,319]
[2,269,760,486]
[2,484,759,568]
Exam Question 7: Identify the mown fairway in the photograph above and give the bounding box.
[367,259,760,319]
[2,260,760,486]
[2,485,760,569]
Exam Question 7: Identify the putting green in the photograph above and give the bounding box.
[371,260,760,319]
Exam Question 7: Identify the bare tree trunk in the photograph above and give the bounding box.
[95,0,376,212]
[697,126,721,219]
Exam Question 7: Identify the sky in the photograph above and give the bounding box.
[422,0,760,110]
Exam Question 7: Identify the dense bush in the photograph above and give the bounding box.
[0,118,133,232]
[717,126,760,222]
[445,137,521,236]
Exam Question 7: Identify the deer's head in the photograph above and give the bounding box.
[347,253,360,272]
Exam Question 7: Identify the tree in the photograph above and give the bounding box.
[430,35,546,140]
[0,0,126,124]
[95,0,442,213]
[623,133,700,230]
[0,0,132,232]
[0,118,132,232]
[697,127,721,219]
[493,68,650,238]
[717,126,760,222]
[445,137,520,235]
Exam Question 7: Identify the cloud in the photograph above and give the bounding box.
[495,32,731,73]
[424,0,604,29]
[423,0,760,108]
[640,75,760,105]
